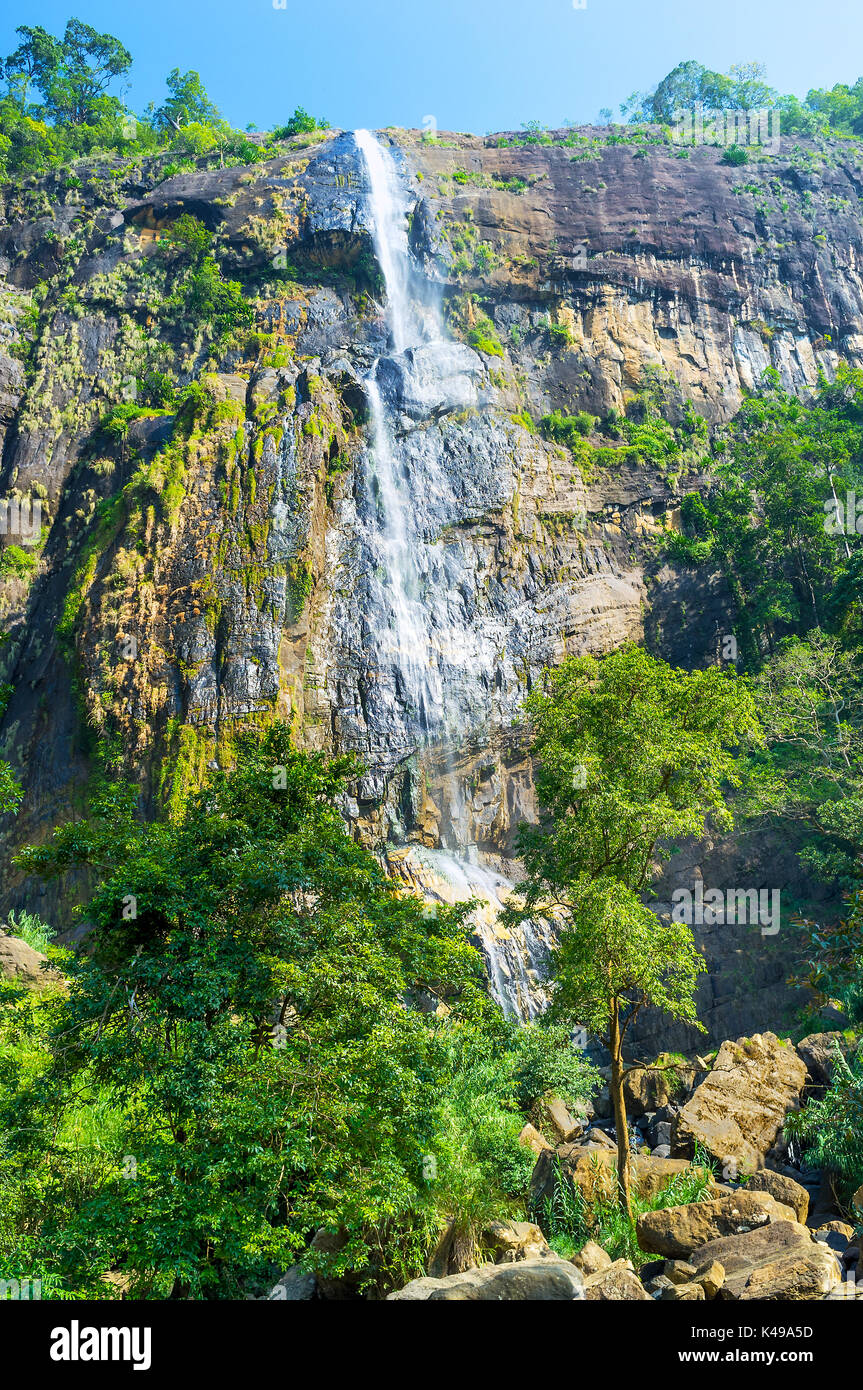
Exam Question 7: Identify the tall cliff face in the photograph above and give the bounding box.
[1,126,861,1037]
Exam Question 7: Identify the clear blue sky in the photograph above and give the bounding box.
[1,0,860,134]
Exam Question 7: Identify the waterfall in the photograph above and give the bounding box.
[353,130,552,1019]
[354,129,445,739]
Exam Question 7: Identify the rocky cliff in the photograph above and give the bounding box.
[2,124,860,1042]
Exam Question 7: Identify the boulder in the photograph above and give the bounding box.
[688,1219,812,1278]
[539,1096,583,1143]
[387,1257,585,1301]
[684,1218,842,1297]
[636,1191,797,1258]
[530,1143,717,1211]
[695,1261,725,1298]
[569,1241,611,1276]
[266,1266,317,1300]
[730,1244,843,1300]
[584,1259,651,1301]
[624,1057,697,1116]
[796,1032,847,1089]
[481,1220,550,1264]
[745,1170,809,1223]
[665,1259,697,1284]
[518,1123,551,1158]
[0,934,53,988]
[673,1032,807,1170]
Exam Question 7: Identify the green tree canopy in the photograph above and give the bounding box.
[2,18,131,125]
[4,725,492,1297]
[509,645,761,1215]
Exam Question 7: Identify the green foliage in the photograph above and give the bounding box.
[539,410,595,447]
[2,19,131,127]
[272,107,330,140]
[426,1021,598,1263]
[538,1155,715,1265]
[4,910,55,953]
[511,645,760,1046]
[152,68,220,133]
[0,760,23,817]
[722,144,749,165]
[157,215,252,339]
[675,367,863,669]
[0,545,37,579]
[785,1043,863,1203]
[466,311,504,358]
[161,211,213,264]
[2,726,496,1298]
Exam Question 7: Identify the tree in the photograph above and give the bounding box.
[1,25,62,109]
[508,645,762,1218]
[5,726,490,1297]
[152,68,221,133]
[272,106,330,140]
[2,19,131,126]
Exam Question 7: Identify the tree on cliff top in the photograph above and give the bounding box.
[508,644,762,1220]
[2,19,131,125]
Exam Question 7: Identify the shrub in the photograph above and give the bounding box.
[0,546,37,580]
[272,107,330,140]
[539,410,595,447]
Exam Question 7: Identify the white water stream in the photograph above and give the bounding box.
[354,130,552,1018]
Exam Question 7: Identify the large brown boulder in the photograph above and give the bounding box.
[530,1142,717,1211]
[725,1244,841,1300]
[796,1033,847,1090]
[688,1218,812,1277]
[583,1259,651,1300]
[636,1191,797,1258]
[569,1241,612,1276]
[0,934,54,989]
[480,1221,550,1264]
[673,1033,807,1171]
[623,1056,697,1116]
[745,1170,810,1223]
[537,1096,583,1142]
[387,1257,585,1301]
[684,1217,844,1296]
[518,1123,551,1158]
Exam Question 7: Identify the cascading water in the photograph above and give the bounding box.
[353,129,554,1019]
[354,129,446,740]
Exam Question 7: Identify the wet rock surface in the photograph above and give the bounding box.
[0,128,858,1038]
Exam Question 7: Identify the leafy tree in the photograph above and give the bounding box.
[2,19,131,126]
[743,634,863,889]
[1,25,62,109]
[152,68,220,133]
[161,211,213,265]
[272,106,330,140]
[508,645,761,1217]
[3,726,492,1297]
[0,761,22,817]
